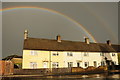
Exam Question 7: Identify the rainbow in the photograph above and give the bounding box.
[0,6,97,42]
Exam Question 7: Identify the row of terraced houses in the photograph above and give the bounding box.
[22,30,119,69]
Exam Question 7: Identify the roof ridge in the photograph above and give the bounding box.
[23,37,120,52]
[27,37,119,45]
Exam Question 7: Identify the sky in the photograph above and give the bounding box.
[2,0,120,2]
[2,2,118,58]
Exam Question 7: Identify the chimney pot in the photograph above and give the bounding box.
[107,40,111,46]
[56,35,61,42]
[85,37,90,44]
[24,30,28,39]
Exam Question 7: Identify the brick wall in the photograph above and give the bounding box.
[14,68,72,75]
[0,60,14,75]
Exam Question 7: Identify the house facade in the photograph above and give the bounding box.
[22,30,119,69]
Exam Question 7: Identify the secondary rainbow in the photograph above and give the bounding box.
[0,6,97,42]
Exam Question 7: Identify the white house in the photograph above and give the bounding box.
[22,30,119,69]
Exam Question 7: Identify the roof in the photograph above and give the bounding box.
[23,37,120,52]
[2,55,22,60]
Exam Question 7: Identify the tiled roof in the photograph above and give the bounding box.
[23,37,120,52]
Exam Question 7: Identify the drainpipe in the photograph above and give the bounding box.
[49,51,52,72]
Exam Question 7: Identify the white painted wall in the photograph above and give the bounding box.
[23,50,118,69]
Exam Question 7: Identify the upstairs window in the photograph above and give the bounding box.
[112,53,116,56]
[52,52,59,56]
[84,52,89,56]
[31,50,38,55]
[67,52,73,56]
[100,53,105,56]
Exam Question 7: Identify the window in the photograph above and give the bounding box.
[113,61,116,65]
[43,62,48,68]
[84,52,89,56]
[68,62,73,67]
[52,62,59,68]
[112,53,116,56]
[100,53,105,56]
[67,52,73,56]
[101,61,105,66]
[30,62,37,69]
[84,62,89,67]
[31,50,38,55]
[52,52,59,56]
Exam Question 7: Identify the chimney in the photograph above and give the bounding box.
[107,40,111,46]
[85,37,90,44]
[56,35,61,42]
[24,30,28,39]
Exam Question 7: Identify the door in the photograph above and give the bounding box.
[77,62,80,67]
[43,62,48,68]
[93,61,97,67]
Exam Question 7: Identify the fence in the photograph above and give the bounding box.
[14,66,107,75]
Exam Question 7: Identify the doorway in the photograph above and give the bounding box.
[93,61,97,67]
[43,62,48,68]
[77,62,81,67]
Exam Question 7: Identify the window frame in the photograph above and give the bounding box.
[84,52,89,56]
[100,53,105,56]
[30,50,38,56]
[112,53,116,56]
[52,52,59,56]
[101,61,105,66]
[68,62,73,67]
[52,62,59,68]
[67,52,73,56]
[30,62,37,69]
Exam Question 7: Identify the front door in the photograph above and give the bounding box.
[77,62,80,67]
[93,61,97,67]
[43,62,48,68]
[77,62,81,67]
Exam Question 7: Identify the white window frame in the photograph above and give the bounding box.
[112,53,116,56]
[100,53,105,56]
[84,52,89,56]
[52,52,59,56]
[101,61,105,66]
[30,50,38,55]
[52,62,59,68]
[30,62,37,69]
[67,52,73,56]
[68,62,73,67]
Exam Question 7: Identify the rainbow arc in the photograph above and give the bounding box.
[1,6,97,43]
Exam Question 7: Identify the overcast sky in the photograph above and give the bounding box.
[2,2,118,57]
